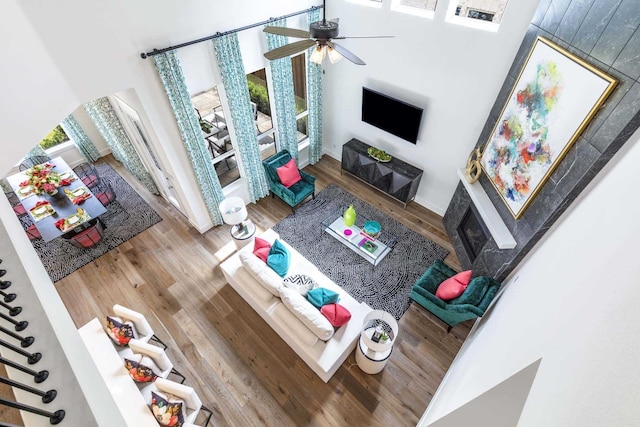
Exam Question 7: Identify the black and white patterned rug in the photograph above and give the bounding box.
[273,184,448,320]
[31,163,162,282]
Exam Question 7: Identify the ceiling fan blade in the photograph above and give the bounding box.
[334,35,395,39]
[264,39,317,60]
[328,41,366,65]
[263,26,311,39]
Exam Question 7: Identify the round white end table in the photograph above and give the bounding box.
[355,310,398,374]
[230,220,256,250]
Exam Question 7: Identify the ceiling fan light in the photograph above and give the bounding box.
[310,45,326,64]
[327,46,342,64]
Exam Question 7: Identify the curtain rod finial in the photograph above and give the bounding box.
[140,53,148,59]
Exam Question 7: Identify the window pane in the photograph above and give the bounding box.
[296,116,308,143]
[397,0,437,11]
[452,0,508,24]
[39,125,69,150]
[247,69,273,134]
[192,86,240,186]
[291,54,307,113]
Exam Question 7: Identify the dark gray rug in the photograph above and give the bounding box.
[273,184,448,320]
[31,163,162,282]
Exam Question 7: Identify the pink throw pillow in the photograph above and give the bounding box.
[253,237,271,263]
[320,303,352,327]
[276,158,302,188]
[435,270,472,300]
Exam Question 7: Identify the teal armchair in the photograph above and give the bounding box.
[410,260,500,331]
[262,150,315,213]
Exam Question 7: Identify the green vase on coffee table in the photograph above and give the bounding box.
[343,204,356,226]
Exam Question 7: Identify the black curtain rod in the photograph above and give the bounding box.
[140,5,322,59]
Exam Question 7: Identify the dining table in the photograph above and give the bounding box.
[6,156,107,242]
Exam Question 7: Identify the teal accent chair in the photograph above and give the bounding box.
[262,150,315,213]
[410,260,501,332]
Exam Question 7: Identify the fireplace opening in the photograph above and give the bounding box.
[457,204,490,262]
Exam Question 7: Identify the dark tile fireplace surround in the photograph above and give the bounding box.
[444,0,640,281]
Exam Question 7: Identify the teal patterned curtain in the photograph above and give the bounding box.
[307,9,323,164]
[152,50,224,225]
[84,97,159,195]
[61,114,100,163]
[265,18,299,162]
[212,34,269,202]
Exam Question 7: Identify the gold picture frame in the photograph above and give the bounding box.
[480,36,617,219]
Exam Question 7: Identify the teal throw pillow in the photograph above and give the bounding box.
[266,239,290,277]
[307,288,340,308]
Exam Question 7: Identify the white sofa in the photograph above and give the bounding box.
[220,229,372,383]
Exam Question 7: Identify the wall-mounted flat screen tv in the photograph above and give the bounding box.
[361,87,423,144]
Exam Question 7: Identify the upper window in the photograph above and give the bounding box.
[391,0,437,17]
[446,0,509,30]
[39,125,69,150]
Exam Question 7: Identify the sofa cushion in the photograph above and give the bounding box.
[267,239,290,277]
[436,270,472,300]
[276,158,302,188]
[283,274,318,297]
[105,316,137,346]
[320,303,352,327]
[239,251,283,297]
[253,237,271,263]
[307,288,340,309]
[279,287,334,341]
[272,304,319,347]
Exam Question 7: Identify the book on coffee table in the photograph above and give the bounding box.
[361,240,379,254]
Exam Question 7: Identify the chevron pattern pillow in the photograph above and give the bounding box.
[283,274,318,297]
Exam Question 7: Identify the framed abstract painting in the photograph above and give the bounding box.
[480,36,617,219]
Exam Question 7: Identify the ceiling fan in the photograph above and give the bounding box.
[263,0,393,66]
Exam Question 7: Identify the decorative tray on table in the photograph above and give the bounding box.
[367,147,392,162]
[30,201,56,221]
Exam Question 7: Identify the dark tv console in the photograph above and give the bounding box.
[341,138,423,208]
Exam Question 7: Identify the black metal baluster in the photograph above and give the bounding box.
[0,376,56,403]
[0,339,41,364]
[0,269,6,277]
[0,356,48,383]
[0,398,65,424]
[0,280,10,289]
[0,325,34,347]
[0,311,28,331]
[0,299,21,316]
[0,289,16,302]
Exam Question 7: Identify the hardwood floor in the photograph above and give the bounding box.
[51,155,470,427]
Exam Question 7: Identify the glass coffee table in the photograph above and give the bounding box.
[321,208,398,267]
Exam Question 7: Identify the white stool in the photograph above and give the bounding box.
[355,310,398,374]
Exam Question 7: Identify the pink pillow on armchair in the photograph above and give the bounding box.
[253,237,271,263]
[276,158,302,188]
[435,270,472,300]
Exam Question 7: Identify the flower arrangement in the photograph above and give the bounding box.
[20,163,60,195]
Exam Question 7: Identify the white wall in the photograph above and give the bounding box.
[322,0,538,214]
[420,128,640,426]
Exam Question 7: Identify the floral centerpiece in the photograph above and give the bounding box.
[20,163,61,195]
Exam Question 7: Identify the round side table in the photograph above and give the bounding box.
[355,310,398,374]
[230,220,256,250]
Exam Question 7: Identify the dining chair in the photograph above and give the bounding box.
[68,219,104,248]
[112,304,168,350]
[153,378,213,427]
[18,156,50,171]
[128,338,186,384]
[25,225,41,241]
[4,191,27,219]
[73,163,100,188]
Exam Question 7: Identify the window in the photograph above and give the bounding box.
[247,68,276,159]
[447,0,509,30]
[39,125,69,150]
[291,53,309,144]
[191,86,240,187]
[391,0,438,17]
